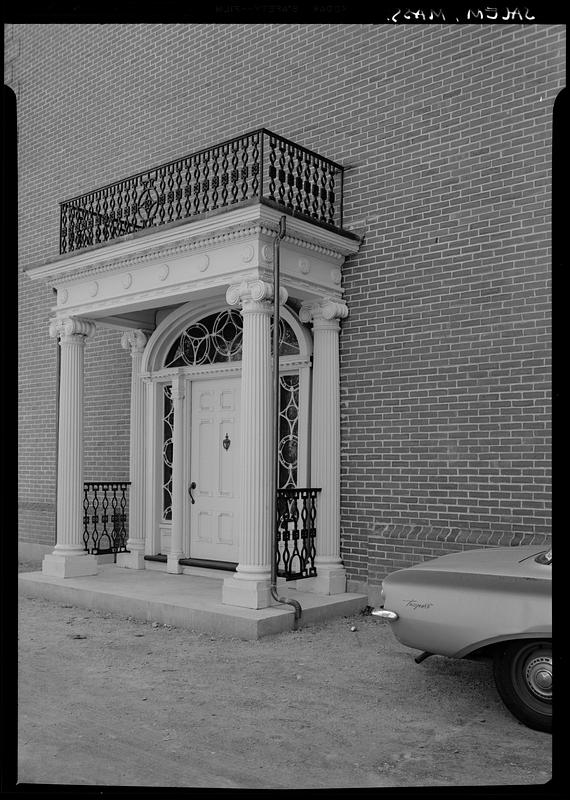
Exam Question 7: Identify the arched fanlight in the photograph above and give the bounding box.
[163,308,300,367]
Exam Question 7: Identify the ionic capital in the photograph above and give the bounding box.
[121,329,148,356]
[49,317,96,343]
[299,298,348,326]
[226,280,288,312]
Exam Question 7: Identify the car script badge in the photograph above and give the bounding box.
[405,599,434,610]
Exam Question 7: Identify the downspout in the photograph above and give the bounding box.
[53,288,60,546]
[270,216,302,628]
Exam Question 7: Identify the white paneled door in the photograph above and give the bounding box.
[189,377,240,563]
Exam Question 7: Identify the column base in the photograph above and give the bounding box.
[222,575,274,609]
[166,553,183,574]
[42,553,98,578]
[299,565,346,595]
[116,550,146,570]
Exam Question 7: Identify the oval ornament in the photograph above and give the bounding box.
[241,245,254,263]
[121,273,132,289]
[58,288,68,305]
[197,254,210,272]
[262,244,273,263]
[158,263,170,282]
[88,281,99,297]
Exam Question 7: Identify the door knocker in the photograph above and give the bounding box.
[223,433,231,451]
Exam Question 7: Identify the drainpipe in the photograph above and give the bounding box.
[270,215,302,628]
[53,288,60,546]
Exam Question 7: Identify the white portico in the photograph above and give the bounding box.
[26,198,361,610]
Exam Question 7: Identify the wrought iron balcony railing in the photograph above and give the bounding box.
[60,129,346,254]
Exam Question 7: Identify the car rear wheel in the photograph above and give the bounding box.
[493,640,552,733]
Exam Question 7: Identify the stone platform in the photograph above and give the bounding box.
[18,563,368,640]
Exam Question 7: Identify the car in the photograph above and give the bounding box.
[372,546,552,732]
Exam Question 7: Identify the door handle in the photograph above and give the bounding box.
[188,481,196,504]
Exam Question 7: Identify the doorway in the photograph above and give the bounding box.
[143,298,312,567]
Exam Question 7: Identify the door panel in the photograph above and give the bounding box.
[196,511,213,542]
[190,377,240,562]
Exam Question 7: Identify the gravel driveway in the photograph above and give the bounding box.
[17,560,552,789]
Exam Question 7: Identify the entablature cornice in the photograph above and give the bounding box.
[26,204,362,320]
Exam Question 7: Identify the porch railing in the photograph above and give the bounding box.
[276,487,320,581]
[83,481,130,561]
[81,482,320,576]
[60,129,346,254]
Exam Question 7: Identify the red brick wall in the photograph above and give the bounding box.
[10,25,560,586]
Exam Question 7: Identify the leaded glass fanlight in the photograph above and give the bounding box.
[164,309,243,366]
[164,308,300,367]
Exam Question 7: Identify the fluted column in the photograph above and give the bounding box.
[222,279,287,609]
[43,317,98,578]
[117,330,147,569]
[300,298,348,594]
[167,373,185,573]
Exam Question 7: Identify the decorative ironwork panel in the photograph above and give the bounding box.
[276,488,320,581]
[162,385,174,521]
[59,129,344,253]
[164,309,299,368]
[83,482,130,560]
[278,375,299,489]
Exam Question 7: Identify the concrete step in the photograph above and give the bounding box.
[18,564,368,640]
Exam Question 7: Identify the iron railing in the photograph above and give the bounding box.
[83,481,130,560]
[276,487,320,581]
[81,481,320,576]
[60,129,345,254]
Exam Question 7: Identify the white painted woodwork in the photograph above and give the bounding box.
[222,281,281,609]
[42,318,98,578]
[167,375,185,573]
[189,377,240,563]
[144,377,160,556]
[299,299,349,595]
[142,300,312,574]
[116,329,147,569]
[25,205,360,325]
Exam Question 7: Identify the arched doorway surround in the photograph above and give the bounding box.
[140,297,313,565]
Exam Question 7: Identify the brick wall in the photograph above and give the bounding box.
[337,25,560,593]
[11,25,560,585]
[17,269,58,546]
[83,328,131,483]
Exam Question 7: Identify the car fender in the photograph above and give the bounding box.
[382,567,551,658]
[454,630,552,660]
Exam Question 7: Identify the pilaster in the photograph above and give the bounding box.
[117,329,148,569]
[222,280,287,609]
[299,298,348,595]
[43,317,98,578]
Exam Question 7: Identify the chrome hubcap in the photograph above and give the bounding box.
[525,654,552,701]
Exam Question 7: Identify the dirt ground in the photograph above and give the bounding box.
[16,560,552,790]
